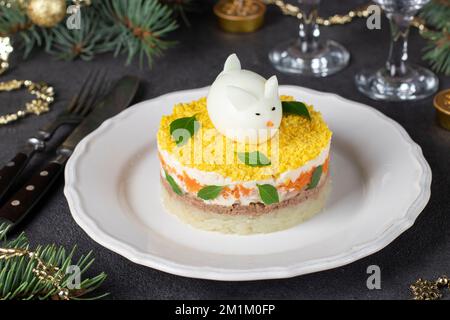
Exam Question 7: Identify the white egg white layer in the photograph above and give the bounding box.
[159,143,330,206]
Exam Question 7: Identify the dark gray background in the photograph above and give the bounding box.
[1,0,449,300]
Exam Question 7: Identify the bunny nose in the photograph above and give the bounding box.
[266,121,274,128]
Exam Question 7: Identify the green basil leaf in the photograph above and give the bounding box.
[282,101,311,120]
[165,170,183,195]
[197,185,224,200]
[257,184,279,205]
[237,151,271,167]
[169,115,198,146]
[307,165,323,190]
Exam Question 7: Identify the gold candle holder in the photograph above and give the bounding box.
[434,89,450,131]
[214,0,266,33]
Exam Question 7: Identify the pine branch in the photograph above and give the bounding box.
[420,0,450,75]
[0,2,44,58]
[48,6,115,61]
[422,29,450,76]
[99,0,178,67]
[0,0,191,67]
[0,223,108,300]
[420,0,450,30]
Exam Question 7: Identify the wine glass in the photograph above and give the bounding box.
[355,0,439,101]
[269,0,350,77]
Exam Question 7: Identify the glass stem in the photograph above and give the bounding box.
[297,0,321,54]
[385,13,412,77]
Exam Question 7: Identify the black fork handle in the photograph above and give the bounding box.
[0,150,34,202]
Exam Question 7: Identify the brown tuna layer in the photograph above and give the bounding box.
[161,174,329,216]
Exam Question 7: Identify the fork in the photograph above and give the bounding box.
[0,71,107,201]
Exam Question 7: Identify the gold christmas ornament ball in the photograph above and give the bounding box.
[26,0,67,28]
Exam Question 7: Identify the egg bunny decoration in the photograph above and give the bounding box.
[207,54,282,144]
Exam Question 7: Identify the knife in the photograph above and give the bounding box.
[0,75,140,230]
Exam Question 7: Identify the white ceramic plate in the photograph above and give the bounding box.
[65,86,431,281]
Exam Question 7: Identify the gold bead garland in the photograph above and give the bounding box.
[264,0,371,25]
[0,3,55,127]
[0,247,70,300]
[263,0,429,33]
[0,79,55,125]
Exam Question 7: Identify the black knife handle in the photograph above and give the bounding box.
[0,152,32,201]
[0,161,64,226]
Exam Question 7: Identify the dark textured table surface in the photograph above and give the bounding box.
[1,1,449,300]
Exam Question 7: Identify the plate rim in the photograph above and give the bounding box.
[64,85,432,281]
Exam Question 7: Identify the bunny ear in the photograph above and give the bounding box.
[265,76,279,99]
[223,54,241,73]
[226,86,257,111]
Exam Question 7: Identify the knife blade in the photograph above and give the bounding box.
[0,75,140,230]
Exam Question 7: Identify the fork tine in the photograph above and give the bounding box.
[79,71,108,117]
[67,71,96,113]
[99,75,111,97]
[72,69,101,115]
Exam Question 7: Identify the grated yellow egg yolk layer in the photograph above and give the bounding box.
[157,96,332,181]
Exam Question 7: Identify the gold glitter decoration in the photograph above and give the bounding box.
[0,36,13,75]
[411,276,449,300]
[221,0,261,16]
[214,0,266,33]
[26,0,67,28]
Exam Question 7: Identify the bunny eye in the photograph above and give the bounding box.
[255,113,261,116]
[272,107,276,111]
